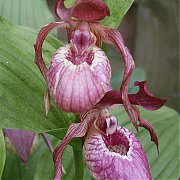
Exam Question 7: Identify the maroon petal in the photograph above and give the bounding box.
[100,27,138,130]
[133,81,167,110]
[53,109,98,180]
[55,0,110,21]
[138,118,159,152]
[55,0,74,21]
[4,129,36,164]
[34,22,68,81]
[96,81,167,110]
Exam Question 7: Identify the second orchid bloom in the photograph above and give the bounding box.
[34,0,166,179]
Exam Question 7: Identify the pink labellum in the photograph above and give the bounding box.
[83,125,152,180]
[55,0,110,22]
[4,129,36,164]
[96,81,167,110]
[48,43,111,113]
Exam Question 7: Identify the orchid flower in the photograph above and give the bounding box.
[34,0,166,179]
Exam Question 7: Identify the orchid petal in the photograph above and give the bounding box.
[138,118,159,152]
[34,22,68,81]
[4,129,36,164]
[96,81,167,110]
[55,0,110,22]
[99,26,138,131]
[55,0,74,21]
[53,109,99,180]
[133,81,167,110]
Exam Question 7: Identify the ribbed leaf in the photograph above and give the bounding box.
[0,129,5,176]
[101,0,134,28]
[0,17,75,132]
[0,0,54,28]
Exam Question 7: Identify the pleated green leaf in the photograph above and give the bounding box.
[0,129,5,176]
[0,0,54,28]
[0,17,75,132]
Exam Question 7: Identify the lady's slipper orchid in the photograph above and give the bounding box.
[52,81,166,179]
[34,0,167,179]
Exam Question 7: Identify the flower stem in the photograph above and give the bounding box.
[73,148,84,180]
[41,133,54,153]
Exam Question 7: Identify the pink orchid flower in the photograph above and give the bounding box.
[34,0,166,179]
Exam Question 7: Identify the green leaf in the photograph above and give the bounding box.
[33,137,92,180]
[0,129,6,176]
[111,67,146,93]
[101,0,134,28]
[0,16,75,132]
[0,0,54,28]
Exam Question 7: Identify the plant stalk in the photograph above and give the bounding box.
[73,148,84,180]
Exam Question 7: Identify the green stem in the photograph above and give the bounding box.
[73,148,84,180]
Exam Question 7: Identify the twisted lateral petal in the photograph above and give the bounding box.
[83,126,152,180]
[92,23,138,131]
[53,109,99,180]
[48,44,111,113]
[4,129,37,164]
[102,27,138,131]
[55,0,110,21]
[34,22,68,81]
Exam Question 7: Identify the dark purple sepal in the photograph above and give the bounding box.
[55,0,110,22]
[133,81,167,110]
[55,0,74,21]
[96,81,167,111]
[4,129,36,164]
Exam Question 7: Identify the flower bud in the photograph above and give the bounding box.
[4,129,39,164]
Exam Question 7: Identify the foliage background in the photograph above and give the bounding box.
[0,0,179,179]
